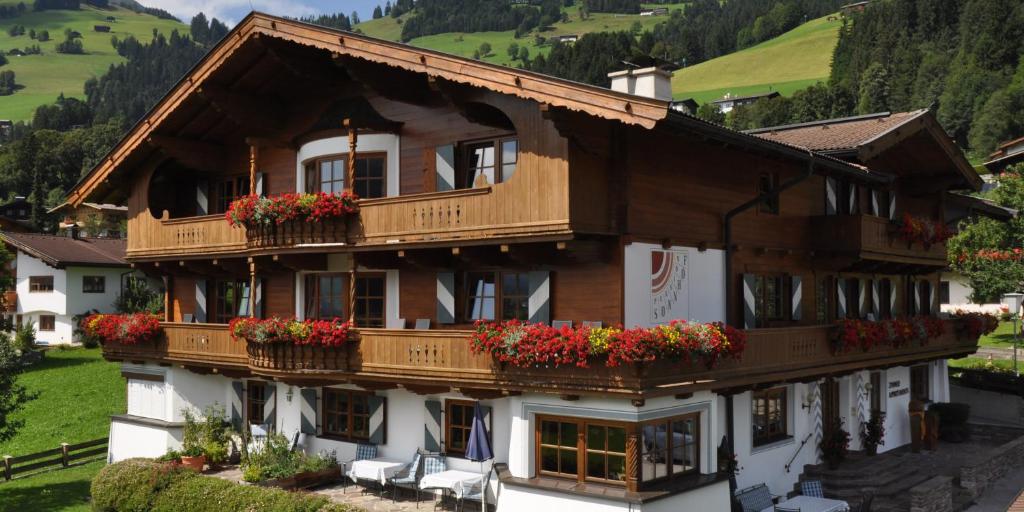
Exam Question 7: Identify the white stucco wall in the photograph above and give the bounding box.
[64,266,131,317]
[108,420,181,462]
[624,242,726,327]
[295,134,401,197]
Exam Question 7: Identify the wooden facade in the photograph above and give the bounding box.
[73,13,982,399]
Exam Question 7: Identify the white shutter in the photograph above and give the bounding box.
[825,178,838,215]
[424,400,442,452]
[255,172,265,196]
[195,280,207,323]
[299,388,318,435]
[436,272,455,324]
[528,271,551,324]
[871,190,880,216]
[254,280,264,319]
[791,275,802,321]
[837,279,847,318]
[889,193,897,221]
[263,382,276,431]
[368,395,387,445]
[890,279,898,316]
[848,184,857,213]
[742,274,757,328]
[871,280,880,319]
[195,180,208,216]
[127,379,166,420]
[435,145,456,192]
[859,279,867,319]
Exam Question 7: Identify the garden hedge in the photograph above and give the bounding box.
[92,459,360,512]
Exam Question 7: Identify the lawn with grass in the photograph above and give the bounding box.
[977,320,1020,349]
[0,459,101,512]
[949,356,1018,372]
[672,14,841,102]
[0,5,184,120]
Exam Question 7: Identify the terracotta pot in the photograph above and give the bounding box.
[180,454,206,472]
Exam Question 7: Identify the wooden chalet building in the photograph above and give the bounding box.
[65,13,983,510]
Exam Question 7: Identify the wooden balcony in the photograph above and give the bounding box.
[811,214,947,268]
[127,214,247,260]
[1,290,15,313]
[103,321,979,397]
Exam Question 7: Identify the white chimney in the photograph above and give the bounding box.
[607,66,673,102]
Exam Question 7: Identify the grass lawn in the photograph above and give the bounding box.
[977,321,1020,349]
[949,356,1018,372]
[672,14,841,102]
[0,347,124,511]
[0,5,184,120]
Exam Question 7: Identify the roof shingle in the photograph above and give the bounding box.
[747,111,926,152]
[0,232,127,268]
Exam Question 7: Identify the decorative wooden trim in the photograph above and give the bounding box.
[121,371,164,383]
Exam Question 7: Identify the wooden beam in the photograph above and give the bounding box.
[147,135,227,173]
[196,84,287,140]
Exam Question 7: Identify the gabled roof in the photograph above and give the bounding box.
[945,192,1016,222]
[0,232,128,268]
[983,135,1024,173]
[747,110,982,190]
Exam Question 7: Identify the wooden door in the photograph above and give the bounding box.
[820,378,840,434]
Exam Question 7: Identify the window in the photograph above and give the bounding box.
[816,276,833,324]
[247,381,268,425]
[939,281,950,305]
[29,276,53,292]
[83,276,105,294]
[38,314,55,332]
[322,388,371,440]
[538,417,627,485]
[305,274,346,320]
[305,157,346,194]
[752,387,788,446]
[457,137,518,189]
[840,181,859,215]
[752,274,789,327]
[843,278,861,319]
[354,274,385,328]
[873,189,890,217]
[463,271,529,322]
[878,279,892,319]
[640,414,699,482]
[353,155,386,199]
[212,175,249,214]
[758,173,779,214]
[918,280,932,316]
[445,400,478,456]
[304,154,387,199]
[910,365,930,402]
[213,280,250,324]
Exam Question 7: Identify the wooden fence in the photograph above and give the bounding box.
[2,437,108,481]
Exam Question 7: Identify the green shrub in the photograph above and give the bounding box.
[182,404,232,462]
[90,459,196,512]
[14,322,35,352]
[241,433,338,482]
[151,473,331,512]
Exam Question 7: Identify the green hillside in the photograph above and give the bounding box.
[356,3,687,67]
[0,5,184,121]
[672,14,840,103]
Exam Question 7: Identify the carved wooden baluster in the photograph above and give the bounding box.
[455,204,462,225]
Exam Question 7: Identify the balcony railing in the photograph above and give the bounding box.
[812,214,947,264]
[127,214,248,259]
[102,320,978,395]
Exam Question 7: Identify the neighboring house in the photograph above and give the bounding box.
[940,193,1017,313]
[669,98,699,115]
[0,230,138,345]
[711,90,780,113]
[65,14,985,510]
[983,135,1024,173]
[840,1,870,15]
[0,196,32,221]
[49,202,128,238]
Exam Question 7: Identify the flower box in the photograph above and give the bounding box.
[246,218,348,248]
[80,313,163,345]
[260,467,342,490]
[893,214,949,247]
[830,316,945,354]
[226,192,358,230]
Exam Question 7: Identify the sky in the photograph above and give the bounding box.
[141,0,383,27]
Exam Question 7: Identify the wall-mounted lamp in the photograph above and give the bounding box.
[800,391,815,410]
[285,386,294,403]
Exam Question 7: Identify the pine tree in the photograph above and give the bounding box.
[372,5,383,19]
[857,63,890,114]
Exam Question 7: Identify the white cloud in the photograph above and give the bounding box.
[142,0,319,26]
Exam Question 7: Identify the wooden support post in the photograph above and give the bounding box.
[61,442,69,467]
[3,455,11,481]
[248,144,259,195]
[162,275,171,322]
[249,261,257,318]
[345,118,356,194]
[625,431,639,492]
[348,269,356,325]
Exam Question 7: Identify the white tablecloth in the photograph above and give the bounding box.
[347,458,406,485]
[419,469,487,498]
[761,496,850,512]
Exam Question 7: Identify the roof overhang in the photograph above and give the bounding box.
[65,12,670,207]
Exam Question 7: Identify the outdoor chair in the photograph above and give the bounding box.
[774,506,800,512]
[736,483,778,512]
[418,453,448,508]
[343,443,378,492]
[800,480,824,498]
[551,320,572,329]
[386,450,424,503]
[582,321,603,328]
[415,319,431,329]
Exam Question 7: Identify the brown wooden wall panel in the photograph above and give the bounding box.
[398,269,437,324]
[172,275,196,322]
[260,146,298,196]
[263,271,295,318]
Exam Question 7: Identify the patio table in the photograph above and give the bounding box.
[419,469,487,498]
[347,458,406,485]
[761,495,850,512]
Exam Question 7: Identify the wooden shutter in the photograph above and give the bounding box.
[528,271,551,325]
[790,275,802,321]
[870,190,880,216]
[913,280,921,314]
[264,382,276,430]
[436,272,455,324]
[230,380,244,431]
[424,400,442,452]
[368,395,387,445]
[871,280,881,319]
[300,388,318,435]
[889,193,897,221]
[255,172,265,196]
[195,180,208,216]
[435,144,456,192]
[254,279,264,319]
[825,177,838,215]
[195,280,207,323]
[837,278,847,318]
[742,274,756,329]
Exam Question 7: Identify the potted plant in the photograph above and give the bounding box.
[819,419,850,470]
[860,411,885,456]
[240,432,341,489]
[179,404,232,472]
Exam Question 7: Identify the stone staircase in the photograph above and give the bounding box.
[793,450,973,512]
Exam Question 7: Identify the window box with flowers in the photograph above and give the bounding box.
[469,320,746,372]
[225,192,358,248]
[949,310,999,339]
[892,214,950,248]
[230,317,355,372]
[80,313,163,345]
[830,316,946,354]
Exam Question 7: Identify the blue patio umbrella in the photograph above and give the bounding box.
[464,402,493,508]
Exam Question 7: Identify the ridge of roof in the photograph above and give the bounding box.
[745,111,895,134]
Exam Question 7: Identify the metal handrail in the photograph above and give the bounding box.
[785,433,815,473]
